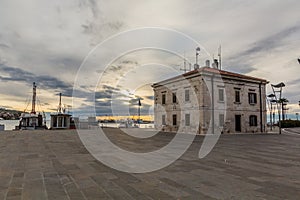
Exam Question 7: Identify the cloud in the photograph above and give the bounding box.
[0,43,9,49]
[225,23,300,74]
[0,64,74,96]
[0,0,299,114]
[229,24,300,60]
[144,95,154,101]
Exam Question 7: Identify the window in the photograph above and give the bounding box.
[249,115,257,126]
[248,93,257,104]
[185,89,190,102]
[185,114,190,126]
[235,90,240,103]
[172,114,177,126]
[162,115,166,125]
[218,89,224,102]
[219,114,224,127]
[172,92,177,103]
[162,94,166,105]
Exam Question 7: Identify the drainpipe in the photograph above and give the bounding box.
[259,83,263,132]
[211,75,215,134]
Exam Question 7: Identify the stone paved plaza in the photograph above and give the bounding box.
[0,128,299,199]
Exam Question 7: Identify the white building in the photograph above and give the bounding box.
[50,93,72,130]
[152,67,268,134]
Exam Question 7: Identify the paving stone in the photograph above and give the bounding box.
[23,179,47,200]
[0,129,299,199]
[64,183,86,200]
[82,186,112,200]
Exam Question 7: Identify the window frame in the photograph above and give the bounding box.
[185,89,190,102]
[185,113,190,126]
[162,115,166,125]
[162,93,166,105]
[172,92,177,103]
[172,114,177,126]
[219,114,224,127]
[218,88,224,102]
[235,90,241,103]
[248,93,257,104]
[249,115,258,126]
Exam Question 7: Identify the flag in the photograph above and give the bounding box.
[138,99,141,106]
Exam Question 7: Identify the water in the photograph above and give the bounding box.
[0,120,19,130]
[0,120,51,131]
[0,120,154,131]
[99,123,154,129]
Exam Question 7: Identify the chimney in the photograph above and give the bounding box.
[205,60,210,67]
[212,59,219,69]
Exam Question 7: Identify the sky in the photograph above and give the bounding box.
[0,0,299,117]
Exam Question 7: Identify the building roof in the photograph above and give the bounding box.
[152,67,268,87]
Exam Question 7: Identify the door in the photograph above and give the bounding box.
[235,115,241,132]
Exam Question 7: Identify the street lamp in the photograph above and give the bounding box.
[267,93,276,130]
[138,98,142,126]
[271,82,285,134]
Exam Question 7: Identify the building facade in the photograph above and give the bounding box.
[152,67,268,134]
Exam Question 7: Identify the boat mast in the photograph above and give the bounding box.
[31,82,36,114]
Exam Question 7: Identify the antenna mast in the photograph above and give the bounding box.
[218,45,222,70]
[180,52,187,73]
[31,82,36,114]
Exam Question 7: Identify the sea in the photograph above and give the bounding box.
[1,113,297,131]
[0,120,154,131]
[0,119,52,131]
[0,120,20,130]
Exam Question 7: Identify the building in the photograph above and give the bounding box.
[50,93,72,129]
[152,67,268,134]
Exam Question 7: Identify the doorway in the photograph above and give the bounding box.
[235,115,241,132]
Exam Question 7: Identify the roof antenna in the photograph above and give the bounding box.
[218,45,222,70]
[180,51,187,73]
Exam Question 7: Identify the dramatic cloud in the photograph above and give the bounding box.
[0,0,299,114]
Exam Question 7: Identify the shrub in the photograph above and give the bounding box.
[280,120,300,128]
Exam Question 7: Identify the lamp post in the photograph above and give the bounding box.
[267,94,276,130]
[138,98,141,127]
[271,82,285,134]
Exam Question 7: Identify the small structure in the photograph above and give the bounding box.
[50,93,72,129]
[19,82,47,130]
